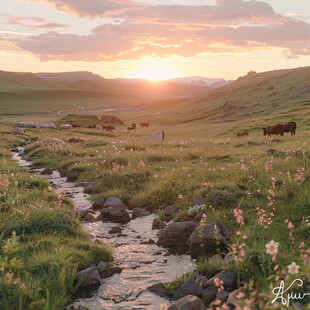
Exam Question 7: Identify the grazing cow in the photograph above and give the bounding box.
[127,126,135,132]
[237,132,249,137]
[262,124,285,137]
[105,126,115,132]
[13,120,24,127]
[102,125,107,130]
[282,122,297,136]
[131,123,136,130]
[60,124,72,130]
[88,124,96,128]
[11,127,25,135]
[140,122,149,128]
[47,123,56,129]
[71,124,81,128]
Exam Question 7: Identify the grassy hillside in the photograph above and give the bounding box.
[157,66,310,130]
[0,70,209,115]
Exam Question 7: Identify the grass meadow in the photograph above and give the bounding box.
[0,113,309,309]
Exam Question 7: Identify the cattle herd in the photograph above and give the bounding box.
[262,121,297,137]
[11,120,150,135]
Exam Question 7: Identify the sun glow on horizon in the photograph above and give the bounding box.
[129,61,180,81]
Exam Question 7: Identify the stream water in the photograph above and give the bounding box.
[11,145,196,310]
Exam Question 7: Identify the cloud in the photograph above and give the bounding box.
[0,14,70,30]
[12,0,310,61]
[26,0,145,17]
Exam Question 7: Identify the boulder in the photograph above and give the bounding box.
[108,226,123,234]
[98,265,123,278]
[66,172,79,182]
[59,169,68,178]
[131,208,150,219]
[217,290,229,302]
[157,221,197,253]
[74,209,91,219]
[202,286,217,305]
[11,127,25,135]
[189,222,229,258]
[83,183,100,194]
[206,271,236,290]
[147,283,167,297]
[175,213,194,222]
[192,196,205,206]
[75,267,101,288]
[83,213,98,223]
[164,205,178,218]
[168,295,205,310]
[100,206,131,224]
[173,279,203,300]
[96,261,107,270]
[152,218,167,230]
[103,197,126,209]
[194,211,206,222]
[92,195,106,211]
[40,168,53,175]
[148,130,165,143]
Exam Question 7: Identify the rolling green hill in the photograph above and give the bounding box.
[156,66,310,130]
[0,70,209,115]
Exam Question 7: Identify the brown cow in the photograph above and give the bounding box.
[127,126,135,132]
[237,132,249,137]
[140,122,149,128]
[262,124,285,137]
[105,126,115,132]
[131,123,136,129]
[282,122,297,136]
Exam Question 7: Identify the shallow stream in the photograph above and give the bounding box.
[12,145,196,310]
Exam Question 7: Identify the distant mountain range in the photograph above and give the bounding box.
[17,71,231,88]
[169,76,232,88]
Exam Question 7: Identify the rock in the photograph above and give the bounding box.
[168,295,205,310]
[202,286,217,305]
[100,115,124,124]
[96,261,107,270]
[173,279,203,300]
[164,205,178,218]
[223,102,235,114]
[224,253,234,263]
[98,265,123,278]
[100,206,131,224]
[217,290,229,302]
[206,271,236,290]
[40,168,53,175]
[131,208,150,219]
[92,195,106,211]
[108,226,123,234]
[292,302,304,310]
[210,253,226,264]
[152,218,167,230]
[121,193,133,204]
[68,138,81,143]
[157,221,197,253]
[266,148,277,155]
[83,213,98,223]
[148,130,165,143]
[103,197,126,209]
[140,239,156,244]
[197,276,208,288]
[194,211,206,222]
[66,172,79,182]
[83,183,100,194]
[147,283,167,297]
[75,267,101,288]
[192,196,205,206]
[59,169,68,178]
[74,209,91,219]
[175,213,194,222]
[189,222,229,258]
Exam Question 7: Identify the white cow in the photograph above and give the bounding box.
[13,120,24,127]
[11,127,25,135]
[60,124,72,130]
[47,123,56,129]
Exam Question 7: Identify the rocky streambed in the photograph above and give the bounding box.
[11,145,196,310]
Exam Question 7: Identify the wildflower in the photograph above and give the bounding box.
[265,240,279,255]
[287,262,299,275]
[160,304,168,310]
[214,277,224,292]
[178,194,183,199]
[154,174,158,178]
[236,292,246,299]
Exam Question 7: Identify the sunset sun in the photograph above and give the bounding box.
[129,62,180,81]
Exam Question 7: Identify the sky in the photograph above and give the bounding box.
[1,0,310,80]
